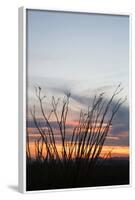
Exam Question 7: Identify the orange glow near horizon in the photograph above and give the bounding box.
[27,141,129,159]
[26,120,129,159]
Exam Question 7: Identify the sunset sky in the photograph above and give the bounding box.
[26,9,129,157]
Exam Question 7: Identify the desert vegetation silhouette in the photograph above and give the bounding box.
[26,84,129,191]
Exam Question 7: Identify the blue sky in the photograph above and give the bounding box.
[26,9,129,151]
[27,10,129,102]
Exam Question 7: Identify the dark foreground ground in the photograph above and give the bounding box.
[26,157,129,191]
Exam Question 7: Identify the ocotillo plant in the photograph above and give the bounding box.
[27,84,126,168]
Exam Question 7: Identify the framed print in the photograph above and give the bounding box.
[19,7,131,193]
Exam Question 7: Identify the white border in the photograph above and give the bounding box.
[129,13,132,188]
[18,7,26,193]
[18,7,132,193]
